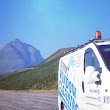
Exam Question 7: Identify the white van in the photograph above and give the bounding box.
[58,31,110,110]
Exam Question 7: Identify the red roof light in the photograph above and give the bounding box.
[95,30,102,40]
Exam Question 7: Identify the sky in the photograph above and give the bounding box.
[0,0,110,58]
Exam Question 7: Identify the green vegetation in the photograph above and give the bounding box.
[0,47,74,91]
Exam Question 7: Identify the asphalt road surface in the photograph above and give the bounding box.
[0,91,58,110]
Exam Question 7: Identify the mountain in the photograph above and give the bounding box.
[0,38,44,74]
[0,47,74,90]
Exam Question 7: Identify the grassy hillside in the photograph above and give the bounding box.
[0,47,74,91]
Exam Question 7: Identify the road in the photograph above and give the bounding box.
[0,91,58,110]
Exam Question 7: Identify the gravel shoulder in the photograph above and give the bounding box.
[0,91,58,110]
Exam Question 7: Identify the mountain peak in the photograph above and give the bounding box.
[0,38,44,74]
[9,38,22,45]
[13,38,21,43]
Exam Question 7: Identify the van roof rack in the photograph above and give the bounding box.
[64,38,110,55]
